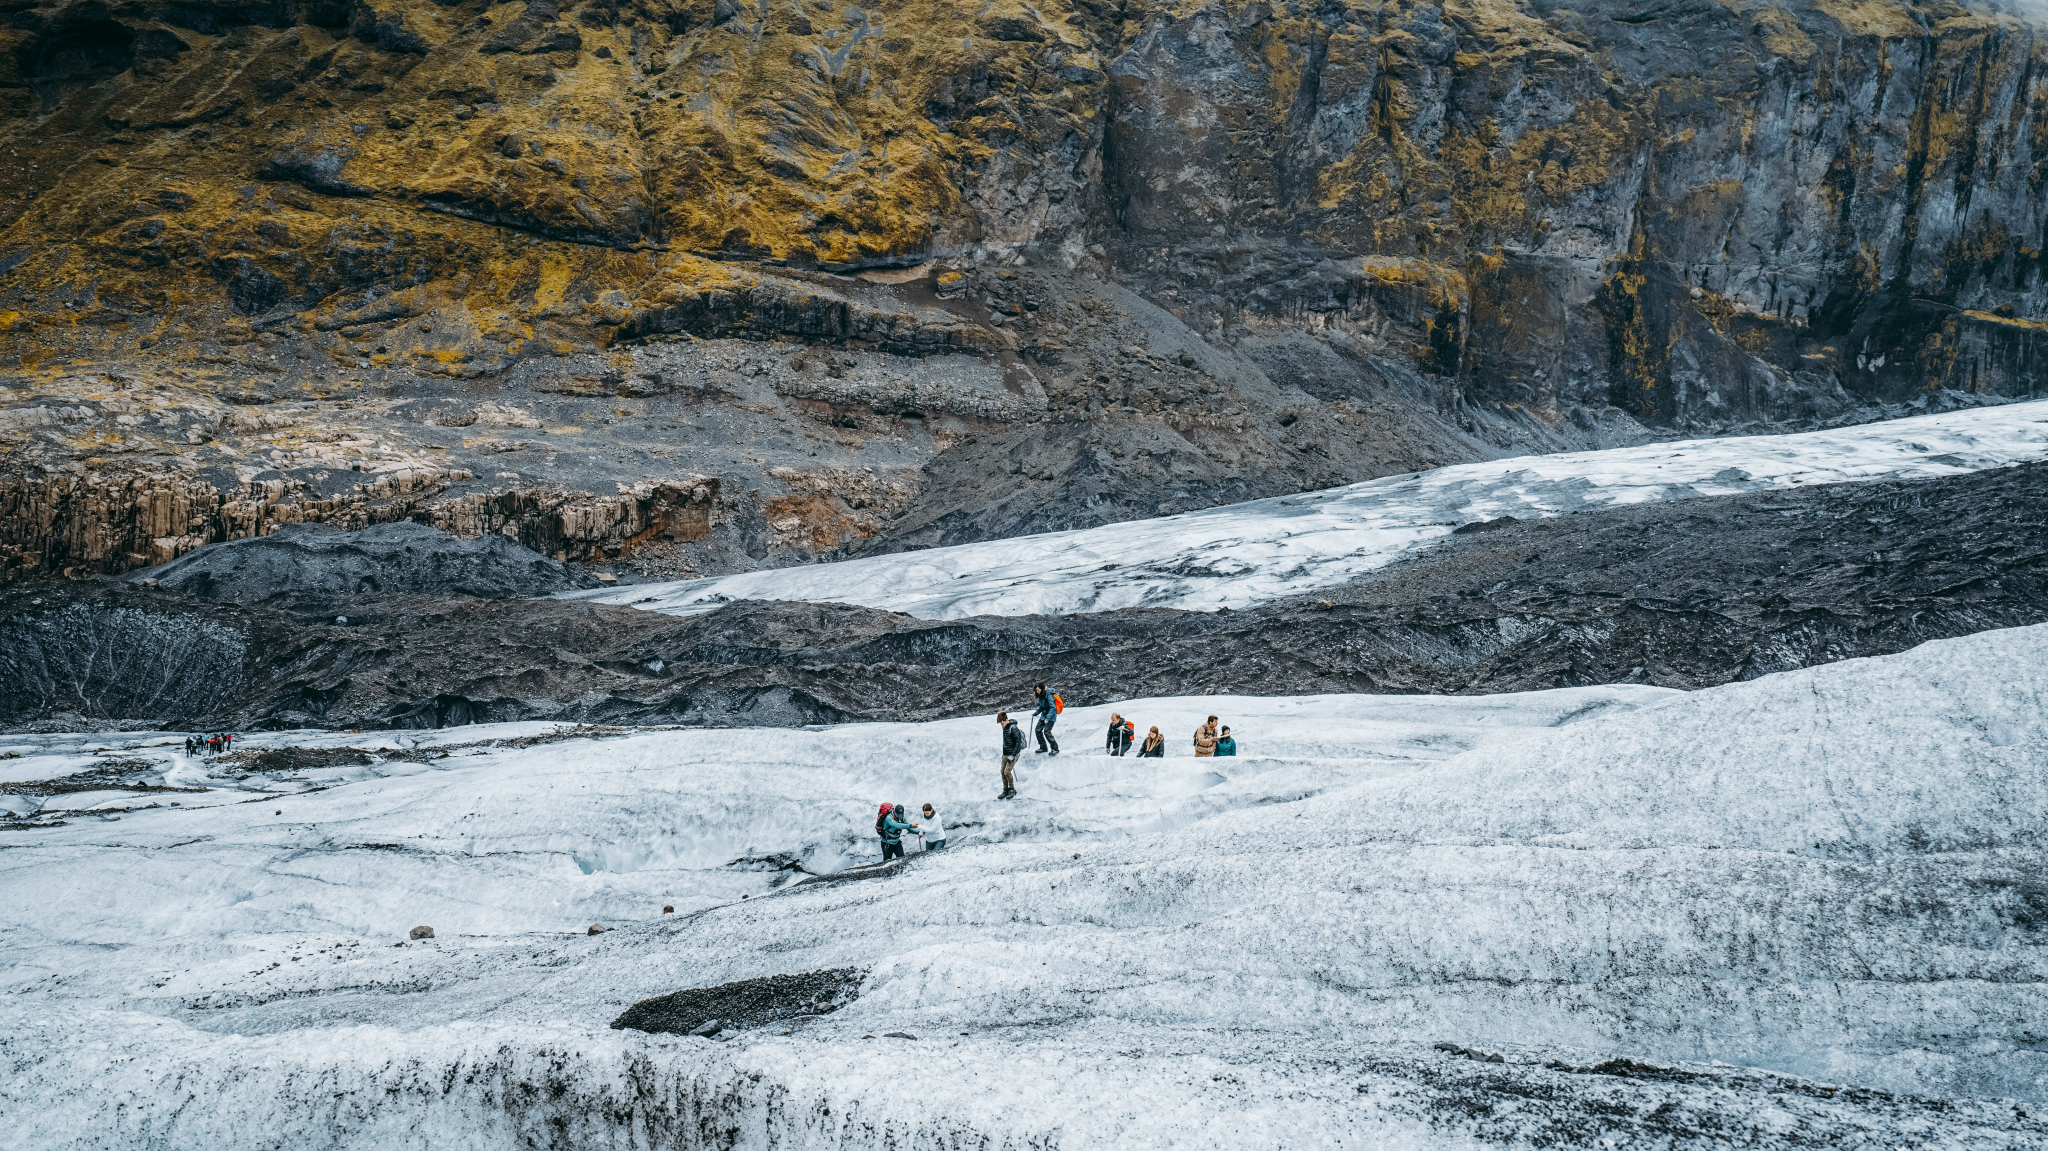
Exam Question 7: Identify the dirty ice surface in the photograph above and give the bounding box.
[566,399,2048,620]
[4,628,2046,1148]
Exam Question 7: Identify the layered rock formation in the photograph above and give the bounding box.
[129,519,600,603]
[2,0,2043,581]
[7,459,2043,730]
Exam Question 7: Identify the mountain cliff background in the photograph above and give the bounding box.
[3,0,2045,582]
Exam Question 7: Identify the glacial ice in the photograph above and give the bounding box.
[2,627,2044,1147]
[563,399,2048,620]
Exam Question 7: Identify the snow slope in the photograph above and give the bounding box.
[3,628,2045,1148]
[0,687,1667,939]
[565,400,2048,620]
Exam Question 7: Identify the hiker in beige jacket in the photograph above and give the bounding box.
[1193,716,1221,757]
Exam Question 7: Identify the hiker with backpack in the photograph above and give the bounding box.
[1138,726,1165,757]
[1194,716,1221,757]
[876,802,918,862]
[1032,683,1061,756]
[1216,726,1237,756]
[997,711,1025,799]
[1105,713,1134,756]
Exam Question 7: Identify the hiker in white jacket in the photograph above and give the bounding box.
[920,803,947,850]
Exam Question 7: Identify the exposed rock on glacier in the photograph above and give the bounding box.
[611,967,866,1037]
[9,445,2048,730]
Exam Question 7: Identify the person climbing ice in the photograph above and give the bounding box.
[997,711,1024,799]
[921,803,946,850]
[876,803,917,862]
[1033,683,1061,756]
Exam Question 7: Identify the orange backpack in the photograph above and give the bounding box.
[1052,692,1064,714]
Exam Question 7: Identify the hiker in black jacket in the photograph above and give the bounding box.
[997,711,1025,799]
[1106,713,1134,756]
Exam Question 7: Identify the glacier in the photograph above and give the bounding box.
[562,399,2048,620]
[2,626,2044,1148]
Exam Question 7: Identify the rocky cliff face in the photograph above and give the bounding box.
[2,0,2043,581]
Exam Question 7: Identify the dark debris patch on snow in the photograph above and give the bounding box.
[609,967,866,1036]
[1378,1046,2045,1148]
[0,758,201,797]
[247,746,375,771]
[783,858,917,888]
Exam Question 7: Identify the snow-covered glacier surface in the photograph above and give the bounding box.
[3,629,2045,1148]
[564,400,2048,620]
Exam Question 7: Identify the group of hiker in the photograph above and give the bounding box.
[874,802,946,862]
[875,687,1244,861]
[993,685,1239,803]
[184,732,237,756]
[1102,712,1236,759]
[873,685,1248,860]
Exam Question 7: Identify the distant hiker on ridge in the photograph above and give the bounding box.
[1105,712,1134,757]
[997,711,1025,800]
[1033,683,1062,757]
[1194,716,1221,757]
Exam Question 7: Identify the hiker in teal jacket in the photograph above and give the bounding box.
[879,803,918,862]
[1033,682,1061,756]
